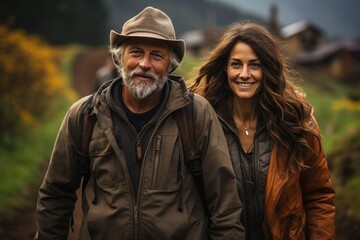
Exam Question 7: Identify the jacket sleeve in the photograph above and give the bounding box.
[35,97,88,239]
[194,94,245,240]
[300,116,336,239]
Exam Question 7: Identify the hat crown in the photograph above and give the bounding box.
[121,7,176,40]
[110,6,186,72]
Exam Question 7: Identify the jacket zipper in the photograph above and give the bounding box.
[103,93,189,239]
[252,144,265,240]
[222,118,266,239]
[152,135,162,188]
[133,131,145,239]
[102,127,140,239]
[134,105,187,239]
[134,205,138,239]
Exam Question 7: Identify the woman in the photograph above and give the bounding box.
[189,22,335,239]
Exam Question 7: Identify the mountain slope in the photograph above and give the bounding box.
[104,0,265,36]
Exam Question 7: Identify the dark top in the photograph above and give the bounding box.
[239,127,271,240]
[107,80,166,196]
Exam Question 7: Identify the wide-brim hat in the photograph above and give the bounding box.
[110,6,185,72]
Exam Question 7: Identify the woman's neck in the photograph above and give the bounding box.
[231,97,257,124]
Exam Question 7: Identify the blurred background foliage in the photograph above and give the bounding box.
[0,26,76,147]
[0,0,359,239]
[0,25,77,215]
[0,0,108,45]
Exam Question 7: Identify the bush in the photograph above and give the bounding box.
[0,25,68,146]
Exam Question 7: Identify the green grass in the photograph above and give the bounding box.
[0,45,82,217]
[173,53,201,80]
[300,68,360,155]
[0,101,69,216]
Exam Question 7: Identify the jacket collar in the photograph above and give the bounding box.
[94,75,190,119]
[215,97,236,130]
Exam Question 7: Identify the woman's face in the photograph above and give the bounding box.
[226,41,263,100]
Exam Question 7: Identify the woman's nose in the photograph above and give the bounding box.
[239,67,250,78]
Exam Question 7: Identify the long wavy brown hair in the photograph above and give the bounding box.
[189,22,320,170]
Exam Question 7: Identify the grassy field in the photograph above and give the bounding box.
[300,67,360,153]
[0,104,67,210]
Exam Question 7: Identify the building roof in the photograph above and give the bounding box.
[296,37,360,63]
[280,20,324,38]
[180,29,204,47]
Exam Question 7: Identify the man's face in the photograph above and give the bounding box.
[120,38,171,99]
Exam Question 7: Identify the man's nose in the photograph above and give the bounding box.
[139,55,151,69]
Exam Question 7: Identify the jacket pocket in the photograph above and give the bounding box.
[279,214,306,240]
[290,215,307,240]
[141,188,204,239]
[149,134,179,190]
[89,134,124,190]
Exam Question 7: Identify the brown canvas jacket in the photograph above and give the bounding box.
[35,77,245,239]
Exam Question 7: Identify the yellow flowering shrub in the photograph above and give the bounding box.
[333,98,360,112]
[0,25,68,144]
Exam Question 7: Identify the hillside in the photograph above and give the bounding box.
[104,0,265,37]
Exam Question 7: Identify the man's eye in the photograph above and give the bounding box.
[130,50,142,56]
[152,53,164,60]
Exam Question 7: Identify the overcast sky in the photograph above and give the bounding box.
[218,0,360,40]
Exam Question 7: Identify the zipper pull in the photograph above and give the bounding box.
[136,141,142,161]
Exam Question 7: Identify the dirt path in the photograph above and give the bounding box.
[0,48,109,239]
[0,183,38,239]
[0,177,83,239]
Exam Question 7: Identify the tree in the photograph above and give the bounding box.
[0,0,109,45]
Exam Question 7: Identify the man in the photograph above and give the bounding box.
[35,6,245,239]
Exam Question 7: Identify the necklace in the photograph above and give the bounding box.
[244,119,256,136]
[235,118,257,136]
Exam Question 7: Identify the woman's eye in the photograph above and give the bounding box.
[249,63,261,69]
[231,62,242,68]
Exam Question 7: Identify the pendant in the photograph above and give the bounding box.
[245,130,249,136]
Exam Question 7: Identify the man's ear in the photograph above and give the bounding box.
[111,53,121,67]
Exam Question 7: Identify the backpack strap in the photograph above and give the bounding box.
[71,94,97,231]
[174,92,208,214]
[79,94,96,177]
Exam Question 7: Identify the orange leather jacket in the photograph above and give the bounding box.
[218,103,335,239]
[264,128,335,239]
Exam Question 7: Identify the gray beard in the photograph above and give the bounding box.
[121,68,167,99]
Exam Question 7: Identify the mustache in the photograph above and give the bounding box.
[130,68,158,81]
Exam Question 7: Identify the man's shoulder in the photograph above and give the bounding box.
[71,95,92,110]
[191,92,211,108]
[65,95,94,120]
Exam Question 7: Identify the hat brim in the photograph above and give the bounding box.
[110,30,185,64]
